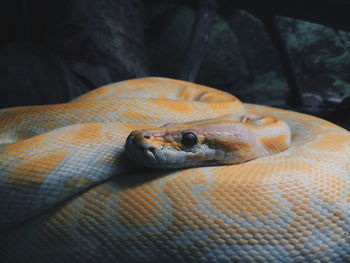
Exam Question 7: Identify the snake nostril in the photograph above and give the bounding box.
[144,135,151,139]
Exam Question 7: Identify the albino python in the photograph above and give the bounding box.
[0,77,349,263]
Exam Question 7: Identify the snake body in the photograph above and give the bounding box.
[0,77,350,262]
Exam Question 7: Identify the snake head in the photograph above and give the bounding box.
[125,117,288,169]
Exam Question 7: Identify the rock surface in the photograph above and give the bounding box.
[47,0,149,87]
[147,4,195,78]
[0,42,84,108]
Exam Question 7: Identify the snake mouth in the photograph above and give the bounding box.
[144,147,157,162]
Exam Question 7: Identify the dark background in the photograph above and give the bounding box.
[0,0,349,129]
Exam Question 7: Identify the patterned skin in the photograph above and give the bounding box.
[0,77,350,263]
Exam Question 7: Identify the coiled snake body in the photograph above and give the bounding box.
[0,77,350,262]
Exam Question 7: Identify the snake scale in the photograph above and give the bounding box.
[0,77,350,263]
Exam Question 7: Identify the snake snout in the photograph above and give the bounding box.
[125,131,158,166]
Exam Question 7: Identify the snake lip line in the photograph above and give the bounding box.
[144,148,156,162]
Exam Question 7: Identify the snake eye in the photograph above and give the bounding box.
[182,132,198,147]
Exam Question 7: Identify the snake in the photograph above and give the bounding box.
[0,77,349,263]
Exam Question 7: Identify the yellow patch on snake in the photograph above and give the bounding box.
[148,137,181,150]
[309,134,350,153]
[177,87,193,100]
[308,170,349,202]
[149,99,192,113]
[207,102,241,111]
[199,90,236,102]
[260,135,289,153]
[4,152,69,191]
[123,110,160,121]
